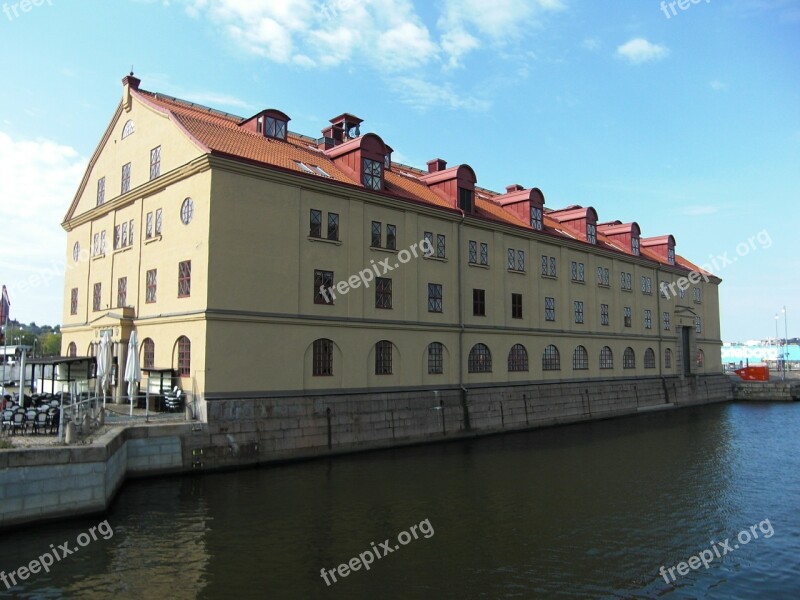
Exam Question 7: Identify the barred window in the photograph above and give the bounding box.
[363,158,382,190]
[480,243,488,266]
[313,338,334,376]
[146,212,153,238]
[150,146,161,180]
[155,208,162,235]
[146,269,157,303]
[508,344,529,372]
[573,345,589,370]
[386,224,396,250]
[695,316,702,333]
[437,234,446,258]
[143,338,155,369]
[600,304,609,326]
[531,206,543,230]
[468,343,492,373]
[663,311,671,331]
[371,221,382,247]
[70,288,78,315]
[644,348,656,369]
[624,306,632,328]
[424,232,434,257]
[469,241,478,264]
[623,347,635,369]
[665,348,672,369]
[428,283,443,313]
[644,309,652,329]
[117,277,127,308]
[310,209,322,238]
[177,335,190,376]
[121,162,131,194]
[541,254,548,275]
[545,297,555,321]
[550,257,557,277]
[375,340,393,375]
[574,301,584,324]
[668,247,675,265]
[93,282,102,311]
[693,287,702,303]
[587,223,597,245]
[428,342,444,374]
[375,277,392,309]
[631,237,640,256]
[114,225,121,250]
[508,248,516,270]
[265,116,287,140]
[327,213,339,241]
[600,346,614,369]
[178,260,191,298]
[122,222,128,247]
[517,250,525,272]
[542,345,560,371]
[96,177,105,206]
[314,270,334,304]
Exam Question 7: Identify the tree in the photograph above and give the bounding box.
[40,332,62,357]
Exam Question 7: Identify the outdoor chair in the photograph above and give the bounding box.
[47,409,60,435]
[1,410,13,433]
[33,412,48,435]
[164,389,184,412]
[49,399,60,408]
[11,412,25,435]
[25,409,37,425]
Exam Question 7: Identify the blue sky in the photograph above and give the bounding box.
[0,0,798,342]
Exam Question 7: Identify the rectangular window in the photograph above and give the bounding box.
[150,146,161,180]
[155,208,162,235]
[541,255,548,276]
[598,267,609,286]
[693,287,702,303]
[572,262,585,282]
[376,277,392,309]
[508,249,524,271]
[313,339,333,376]
[93,233,99,256]
[121,162,131,194]
[327,213,339,241]
[146,269,157,303]
[632,237,640,256]
[375,340,392,375]
[550,256,557,277]
[129,220,134,245]
[96,177,105,206]
[603,268,609,286]
[386,224,396,250]
[574,301,584,324]
[621,272,632,291]
[668,247,675,265]
[310,209,322,238]
[178,260,191,298]
[517,250,525,272]
[679,287,686,299]
[473,289,486,316]
[114,225,121,250]
[663,311,671,331]
[121,222,128,247]
[458,187,474,213]
[624,306,632,328]
[428,343,443,375]
[641,276,652,294]
[695,316,702,333]
[362,158,382,190]
[512,293,522,319]
[587,223,597,245]
[117,277,127,308]
[100,231,106,255]
[314,270,334,304]
[644,309,652,329]
[70,288,78,315]
[371,221,382,247]
[437,234,446,258]
[508,249,516,270]
[428,283,443,313]
[531,206,543,231]
[601,304,609,326]
[146,212,153,239]
[424,232,434,257]
[469,241,478,264]
[480,243,488,265]
[92,282,101,311]
[545,297,556,321]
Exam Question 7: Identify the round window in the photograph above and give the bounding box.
[181,198,194,225]
[73,241,81,262]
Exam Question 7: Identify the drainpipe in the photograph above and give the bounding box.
[456,209,471,431]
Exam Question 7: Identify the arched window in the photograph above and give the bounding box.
[508,344,528,372]
[177,336,191,376]
[696,349,704,368]
[573,345,589,370]
[623,347,635,369]
[468,343,492,373]
[312,338,333,376]
[375,340,392,375]
[600,346,614,369]
[644,348,656,369]
[665,348,672,369]
[67,342,77,357]
[542,345,560,371]
[121,119,135,139]
[142,337,155,369]
[428,342,444,375]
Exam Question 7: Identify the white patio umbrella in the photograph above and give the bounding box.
[124,331,141,417]
[96,331,113,408]
[18,349,26,408]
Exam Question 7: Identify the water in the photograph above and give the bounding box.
[1,402,799,599]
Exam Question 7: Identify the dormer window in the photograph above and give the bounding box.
[668,247,675,265]
[384,153,391,170]
[265,116,287,140]
[587,223,597,245]
[530,207,543,231]
[363,158,382,190]
[632,237,640,256]
[458,187,474,213]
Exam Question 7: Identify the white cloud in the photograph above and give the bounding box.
[582,38,601,51]
[391,77,491,112]
[709,79,728,91]
[616,38,669,64]
[0,132,86,324]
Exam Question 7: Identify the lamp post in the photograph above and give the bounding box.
[782,306,788,378]
[32,338,37,359]
[775,313,780,379]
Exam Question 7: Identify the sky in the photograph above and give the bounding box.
[0,0,798,342]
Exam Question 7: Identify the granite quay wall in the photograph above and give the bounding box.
[732,381,800,401]
[1,375,732,530]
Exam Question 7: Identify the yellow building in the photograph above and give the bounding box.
[61,75,722,417]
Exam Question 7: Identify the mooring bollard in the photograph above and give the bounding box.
[65,421,76,444]
[185,404,193,421]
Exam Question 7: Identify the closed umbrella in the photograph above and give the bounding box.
[18,349,26,408]
[124,331,141,417]
[96,331,112,408]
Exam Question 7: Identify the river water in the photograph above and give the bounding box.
[1,402,798,599]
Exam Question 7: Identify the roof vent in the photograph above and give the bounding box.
[426,158,447,173]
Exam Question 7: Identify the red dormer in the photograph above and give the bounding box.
[419,158,477,213]
[495,185,545,230]
[240,109,290,140]
[318,113,363,150]
[324,132,388,191]
[549,205,599,244]
[598,221,641,256]
[642,235,676,265]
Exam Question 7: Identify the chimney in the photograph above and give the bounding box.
[122,72,140,113]
[506,184,524,193]
[427,158,447,173]
[319,113,363,149]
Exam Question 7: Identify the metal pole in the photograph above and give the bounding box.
[1,314,7,390]
[783,306,788,379]
[775,314,780,378]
